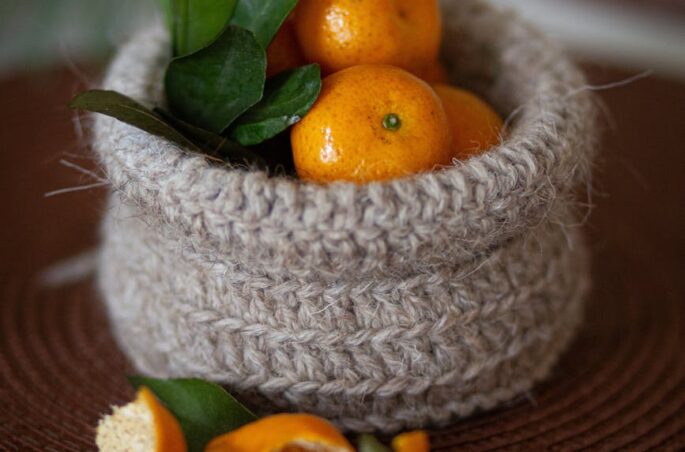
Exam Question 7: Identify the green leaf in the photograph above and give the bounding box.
[68,89,200,151]
[153,107,268,168]
[228,64,321,146]
[230,0,298,48]
[165,25,266,134]
[128,377,257,452]
[358,434,391,452]
[171,0,239,56]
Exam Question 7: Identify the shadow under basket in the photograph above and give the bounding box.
[94,0,599,433]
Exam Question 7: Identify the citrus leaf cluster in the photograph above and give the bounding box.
[69,0,321,167]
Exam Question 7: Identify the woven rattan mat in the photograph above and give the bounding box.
[0,66,683,451]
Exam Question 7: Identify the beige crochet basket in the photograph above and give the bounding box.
[94,0,598,433]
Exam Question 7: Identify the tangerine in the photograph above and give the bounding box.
[292,65,453,183]
[267,19,306,78]
[293,0,442,76]
[419,60,449,84]
[433,84,504,160]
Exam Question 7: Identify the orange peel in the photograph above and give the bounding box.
[205,413,354,452]
[96,386,186,452]
[392,430,430,452]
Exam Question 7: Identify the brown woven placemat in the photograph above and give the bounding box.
[0,66,684,451]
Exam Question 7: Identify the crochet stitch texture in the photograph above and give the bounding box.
[95,0,598,432]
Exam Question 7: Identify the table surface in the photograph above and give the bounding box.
[0,63,683,451]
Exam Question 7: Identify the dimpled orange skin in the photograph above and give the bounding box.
[266,19,306,78]
[433,84,504,160]
[292,65,453,184]
[293,0,442,76]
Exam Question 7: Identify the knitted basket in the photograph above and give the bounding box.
[94,0,598,433]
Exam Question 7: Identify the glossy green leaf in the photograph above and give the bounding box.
[153,107,268,168]
[129,377,257,452]
[358,434,391,452]
[165,25,266,134]
[230,0,298,48]
[68,89,199,151]
[229,64,321,146]
[171,0,238,56]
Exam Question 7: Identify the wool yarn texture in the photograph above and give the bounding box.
[94,0,599,433]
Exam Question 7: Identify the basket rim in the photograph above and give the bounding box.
[93,0,596,262]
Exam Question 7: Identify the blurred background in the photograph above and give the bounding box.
[1,0,684,78]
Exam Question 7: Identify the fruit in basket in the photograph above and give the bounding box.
[419,60,450,84]
[96,387,186,452]
[291,64,452,183]
[266,18,306,78]
[433,84,504,159]
[73,0,506,181]
[293,0,442,76]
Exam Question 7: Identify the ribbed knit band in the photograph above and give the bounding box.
[94,0,598,433]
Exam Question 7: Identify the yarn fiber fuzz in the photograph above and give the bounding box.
[94,0,599,433]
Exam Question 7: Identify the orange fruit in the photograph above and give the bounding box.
[419,60,449,84]
[293,0,442,76]
[433,84,504,160]
[205,413,354,452]
[291,65,453,184]
[96,387,186,452]
[267,19,306,78]
[392,430,430,452]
